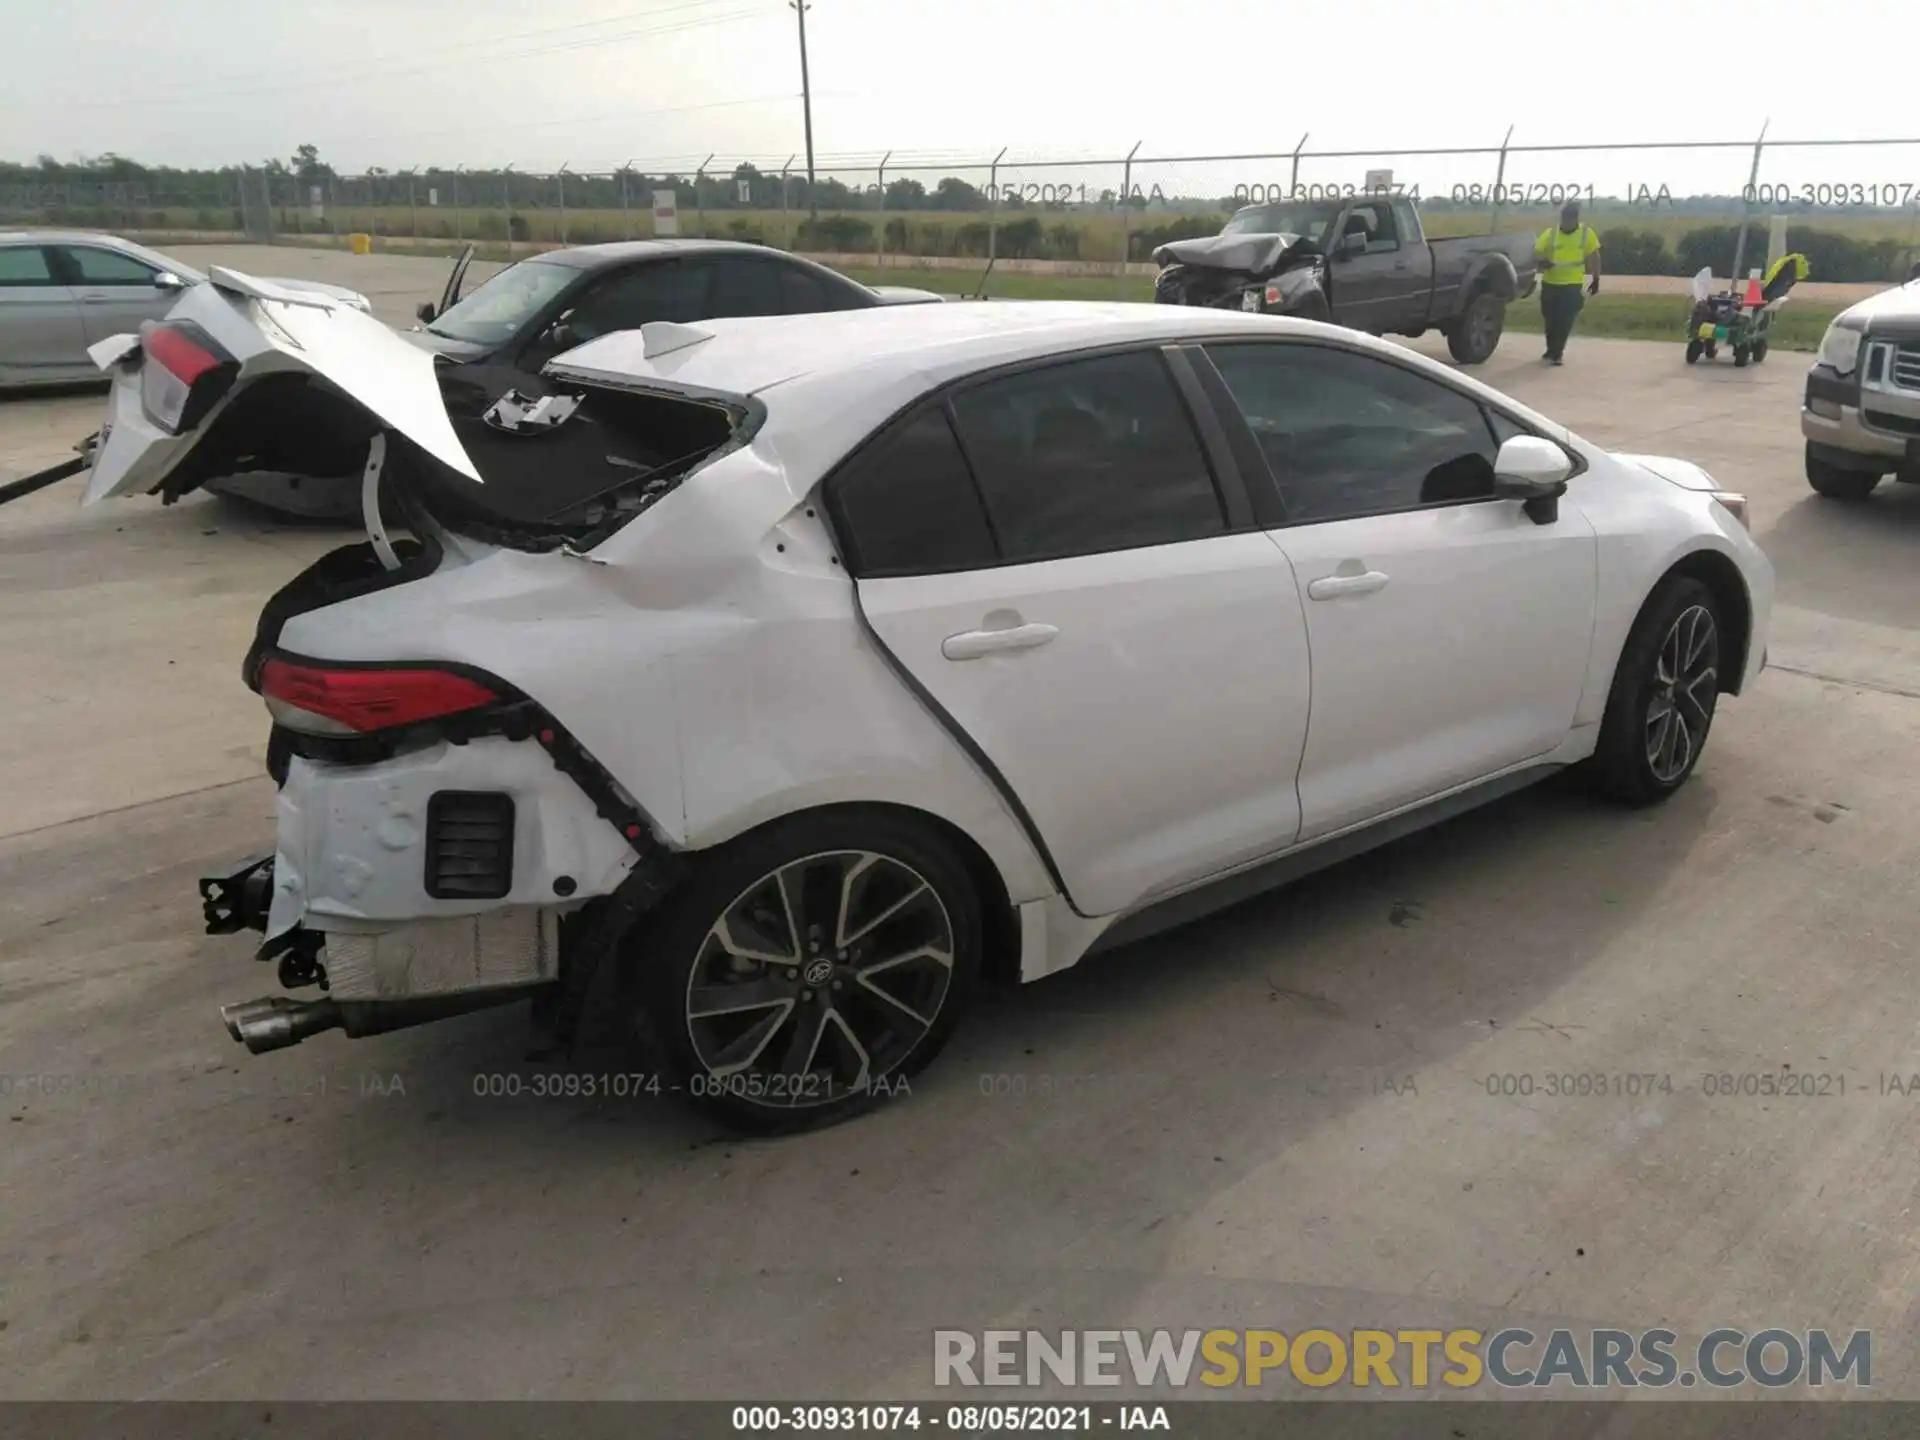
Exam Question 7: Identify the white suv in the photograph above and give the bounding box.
[84,271,1773,1131]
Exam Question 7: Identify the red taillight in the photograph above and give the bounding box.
[258,658,502,736]
[145,325,222,384]
[138,320,235,435]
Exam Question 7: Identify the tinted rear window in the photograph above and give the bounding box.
[946,350,1224,564]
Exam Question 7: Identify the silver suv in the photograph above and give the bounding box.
[1801,274,1920,500]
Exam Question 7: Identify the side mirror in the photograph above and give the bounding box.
[1335,231,1368,258]
[153,270,185,291]
[1493,435,1574,524]
[415,301,437,323]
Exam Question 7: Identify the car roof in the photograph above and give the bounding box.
[551,300,1390,398]
[547,301,1574,488]
[535,238,805,271]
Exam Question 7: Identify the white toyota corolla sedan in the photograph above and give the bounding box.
[82,272,1773,1131]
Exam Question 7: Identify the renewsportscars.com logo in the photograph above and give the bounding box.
[933,1328,1872,1391]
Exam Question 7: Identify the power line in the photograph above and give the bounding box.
[7,1,745,111]
[320,92,828,158]
[24,4,772,114]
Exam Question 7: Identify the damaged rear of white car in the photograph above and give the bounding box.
[86,273,1774,1134]
[86,269,1057,1133]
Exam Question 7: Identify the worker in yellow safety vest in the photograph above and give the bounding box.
[1533,200,1602,365]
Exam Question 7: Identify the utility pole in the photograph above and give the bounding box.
[791,0,817,217]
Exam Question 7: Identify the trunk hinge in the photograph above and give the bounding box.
[361,432,401,572]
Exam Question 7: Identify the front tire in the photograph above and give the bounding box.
[1806,445,1881,500]
[1447,290,1506,364]
[1685,339,1704,364]
[624,811,982,1134]
[1589,577,1723,806]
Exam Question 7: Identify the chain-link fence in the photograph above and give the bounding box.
[6,131,1919,282]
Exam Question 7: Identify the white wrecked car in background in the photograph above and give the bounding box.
[82,271,1772,1132]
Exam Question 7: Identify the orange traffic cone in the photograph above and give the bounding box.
[1743,274,1764,307]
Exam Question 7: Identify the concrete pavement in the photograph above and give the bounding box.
[2,266,1918,1409]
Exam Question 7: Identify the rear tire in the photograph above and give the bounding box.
[1447,290,1506,364]
[1589,577,1723,806]
[622,810,982,1134]
[1752,338,1769,363]
[1733,345,1750,367]
[1806,446,1882,501]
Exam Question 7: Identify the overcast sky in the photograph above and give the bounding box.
[9,0,1920,200]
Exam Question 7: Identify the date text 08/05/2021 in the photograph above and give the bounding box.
[730,1406,1167,1433]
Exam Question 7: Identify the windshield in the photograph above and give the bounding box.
[1220,200,1345,241]
[427,258,575,346]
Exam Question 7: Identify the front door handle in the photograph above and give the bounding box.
[1307,570,1389,600]
[941,621,1059,661]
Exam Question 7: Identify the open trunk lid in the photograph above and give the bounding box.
[84,275,752,555]
[83,267,481,507]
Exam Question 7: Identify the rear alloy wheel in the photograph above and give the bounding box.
[1589,577,1723,805]
[1806,445,1882,501]
[629,814,981,1133]
[1448,290,1506,364]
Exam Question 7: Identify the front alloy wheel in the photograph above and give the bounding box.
[1589,575,1724,805]
[628,813,981,1132]
[1644,604,1718,786]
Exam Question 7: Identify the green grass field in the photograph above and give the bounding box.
[832,266,1840,351]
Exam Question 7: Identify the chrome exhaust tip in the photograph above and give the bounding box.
[218,996,344,1054]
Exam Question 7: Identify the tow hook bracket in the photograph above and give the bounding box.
[201,853,276,935]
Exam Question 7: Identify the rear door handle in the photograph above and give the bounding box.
[1307,570,1389,600]
[941,622,1059,660]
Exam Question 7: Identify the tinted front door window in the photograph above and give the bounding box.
[1205,343,1500,523]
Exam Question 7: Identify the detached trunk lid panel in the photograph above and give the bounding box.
[83,268,481,506]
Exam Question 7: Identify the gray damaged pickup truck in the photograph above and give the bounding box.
[1153,193,1539,364]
